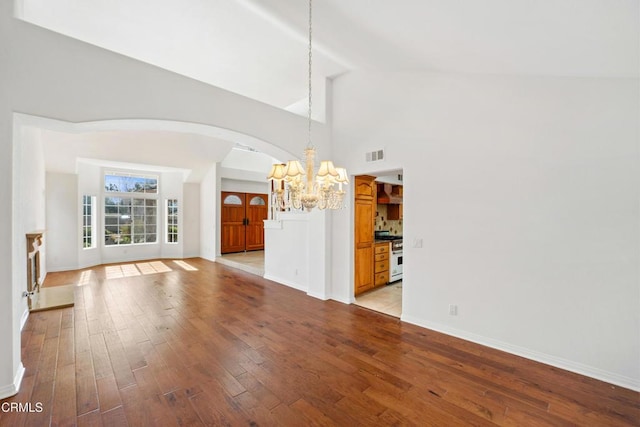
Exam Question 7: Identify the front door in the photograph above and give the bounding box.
[245,193,268,251]
[221,192,268,254]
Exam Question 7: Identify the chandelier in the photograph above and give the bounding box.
[267,0,348,212]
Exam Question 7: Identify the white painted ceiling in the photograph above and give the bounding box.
[19,0,639,179]
[21,0,639,113]
[40,129,271,183]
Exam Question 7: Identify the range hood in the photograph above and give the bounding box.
[377,183,402,204]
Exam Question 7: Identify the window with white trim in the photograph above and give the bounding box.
[82,195,96,249]
[104,197,157,245]
[104,172,158,194]
[103,172,159,246]
[166,199,178,243]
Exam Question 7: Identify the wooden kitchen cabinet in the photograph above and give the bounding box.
[374,242,390,286]
[355,175,376,200]
[387,204,402,220]
[354,175,376,295]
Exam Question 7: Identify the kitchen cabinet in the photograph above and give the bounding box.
[354,175,376,295]
[374,242,390,286]
[387,204,402,220]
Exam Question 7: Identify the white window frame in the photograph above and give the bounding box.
[103,171,160,247]
[82,195,97,249]
[166,199,178,244]
[104,171,159,194]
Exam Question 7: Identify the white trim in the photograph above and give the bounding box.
[329,294,353,305]
[401,314,640,392]
[0,363,25,400]
[20,308,29,331]
[307,290,329,301]
[263,220,282,229]
[263,274,308,293]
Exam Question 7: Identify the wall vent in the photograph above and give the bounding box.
[366,149,385,162]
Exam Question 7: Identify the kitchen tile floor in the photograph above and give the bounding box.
[355,281,402,318]
[217,250,265,276]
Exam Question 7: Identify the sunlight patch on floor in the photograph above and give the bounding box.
[105,261,173,279]
[77,270,93,286]
[173,260,198,271]
[136,261,172,274]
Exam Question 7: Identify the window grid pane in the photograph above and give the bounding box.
[82,195,95,249]
[104,197,157,246]
[167,199,178,243]
[105,173,158,194]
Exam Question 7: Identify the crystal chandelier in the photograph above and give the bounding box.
[267,0,348,212]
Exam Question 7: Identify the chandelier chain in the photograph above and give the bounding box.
[308,0,313,147]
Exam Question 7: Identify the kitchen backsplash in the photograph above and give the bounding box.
[375,204,403,235]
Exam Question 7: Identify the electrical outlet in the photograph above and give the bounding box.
[449,304,458,316]
[413,238,423,248]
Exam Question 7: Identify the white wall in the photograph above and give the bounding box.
[263,209,332,299]
[199,164,218,261]
[221,178,269,195]
[183,183,200,258]
[331,71,640,390]
[264,214,310,292]
[45,172,78,271]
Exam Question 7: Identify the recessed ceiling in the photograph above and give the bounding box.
[19,0,639,115]
[40,129,237,182]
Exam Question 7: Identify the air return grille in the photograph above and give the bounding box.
[365,149,385,162]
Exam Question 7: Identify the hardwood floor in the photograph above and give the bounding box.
[2,258,638,426]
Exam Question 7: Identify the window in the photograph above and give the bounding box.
[82,195,96,249]
[249,196,266,206]
[105,173,158,194]
[223,194,243,205]
[104,197,157,245]
[166,199,178,243]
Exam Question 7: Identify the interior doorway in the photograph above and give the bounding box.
[353,170,404,318]
[221,192,268,254]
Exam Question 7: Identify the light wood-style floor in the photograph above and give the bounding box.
[2,258,638,426]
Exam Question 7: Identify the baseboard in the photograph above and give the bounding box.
[263,274,307,293]
[307,290,329,301]
[329,293,354,305]
[20,308,29,331]
[0,363,25,400]
[401,314,640,392]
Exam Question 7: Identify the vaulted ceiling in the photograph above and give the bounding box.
[18,0,639,178]
[21,0,639,115]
